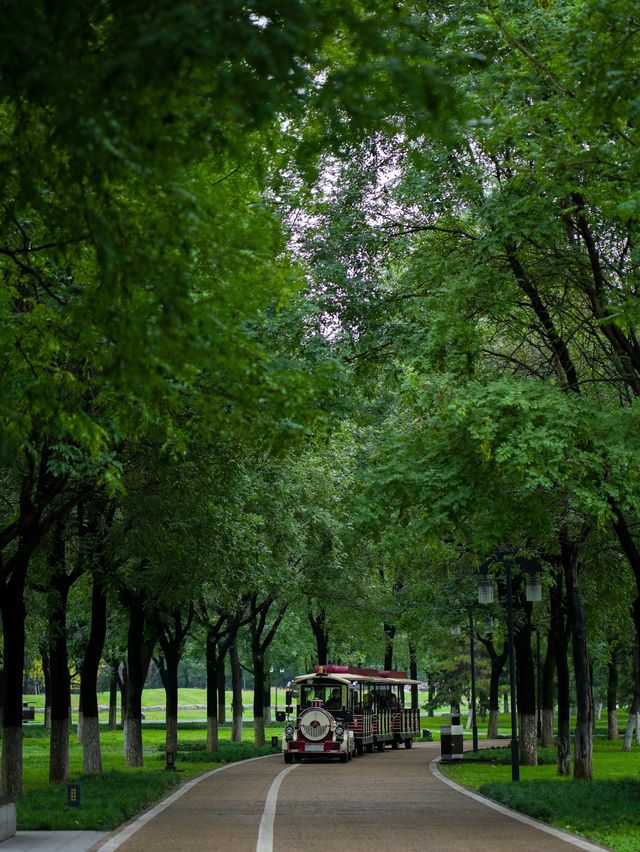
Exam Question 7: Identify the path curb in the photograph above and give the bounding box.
[93,753,280,851]
[430,756,611,852]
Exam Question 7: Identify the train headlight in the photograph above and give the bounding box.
[335,725,345,741]
[285,725,295,740]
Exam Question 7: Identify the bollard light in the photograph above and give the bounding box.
[67,783,81,808]
[166,751,176,771]
[271,735,280,749]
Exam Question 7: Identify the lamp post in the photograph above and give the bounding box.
[504,560,520,781]
[278,668,284,711]
[478,557,519,781]
[469,609,478,753]
[536,627,542,739]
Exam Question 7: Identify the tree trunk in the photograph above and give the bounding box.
[308,609,329,665]
[383,622,396,671]
[218,664,226,725]
[481,638,507,739]
[541,632,556,748]
[622,690,639,751]
[163,648,179,757]
[551,568,571,775]
[77,694,83,745]
[263,673,271,727]
[156,607,193,759]
[108,663,119,730]
[206,631,220,752]
[253,653,266,746]
[607,648,619,740]
[623,600,640,752]
[230,640,243,742]
[0,567,27,797]
[519,714,537,762]
[249,595,287,745]
[80,574,107,773]
[41,643,52,730]
[123,599,154,767]
[409,643,419,709]
[515,609,537,766]
[562,536,593,780]
[48,567,71,783]
[118,663,127,729]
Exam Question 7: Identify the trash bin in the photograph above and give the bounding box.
[440,713,463,761]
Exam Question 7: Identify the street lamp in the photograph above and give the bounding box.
[477,576,495,604]
[278,668,284,711]
[452,615,478,752]
[478,555,519,782]
[469,609,478,753]
[526,573,542,602]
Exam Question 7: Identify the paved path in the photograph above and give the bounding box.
[91,743,610,852]
[0,831,106,851]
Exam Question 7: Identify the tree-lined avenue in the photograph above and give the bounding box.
[95,745,599,852]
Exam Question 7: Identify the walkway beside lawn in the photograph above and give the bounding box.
[91,742,611,852]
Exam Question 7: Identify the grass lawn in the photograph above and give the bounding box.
[22,688,293,722]
[14,722,283,831]
[440,739,640,852]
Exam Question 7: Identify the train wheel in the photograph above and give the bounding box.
[404,738,413,749]
[391,739,400,750]
[347,748,352,761]
[293,755,302,763]
[356,743,364,756]
[340,751,348,763]
[365,743,374,753]
[284,752,293,764]
[376,741,384,752]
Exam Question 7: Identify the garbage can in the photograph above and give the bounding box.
[440,713,463,761]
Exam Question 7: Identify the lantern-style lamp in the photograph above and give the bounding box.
[526,574,542,602]
[477,576,494,604]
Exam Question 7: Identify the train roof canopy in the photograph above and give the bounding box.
[294,665,418,686]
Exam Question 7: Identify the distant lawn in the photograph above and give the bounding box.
[22,688,289,722]
[440,739,640,852]
[16,722,282,831]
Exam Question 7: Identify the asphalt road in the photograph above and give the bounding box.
[93,743,608,852]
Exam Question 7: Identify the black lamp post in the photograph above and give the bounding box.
[536,627,542,739]
[478,556,519,781]
[469,609,478,753]
[504,560,520,782]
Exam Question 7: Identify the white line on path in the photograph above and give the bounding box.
[256,763,299,852]
[99,754,278,851]
[430,757,611,852]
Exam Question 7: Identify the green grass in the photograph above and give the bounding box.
[22,688,290,722]
[15,723,283,831]
[441,739,640,852]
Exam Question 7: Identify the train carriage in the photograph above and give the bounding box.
[280,664,420,763]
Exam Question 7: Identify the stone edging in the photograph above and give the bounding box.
[93,753,278,851]
[430,755,611,852]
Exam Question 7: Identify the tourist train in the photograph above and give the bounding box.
[279,664,421,763]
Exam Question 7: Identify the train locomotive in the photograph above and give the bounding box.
[279,664,420,763]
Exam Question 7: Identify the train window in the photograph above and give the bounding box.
[300,684,344,708]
